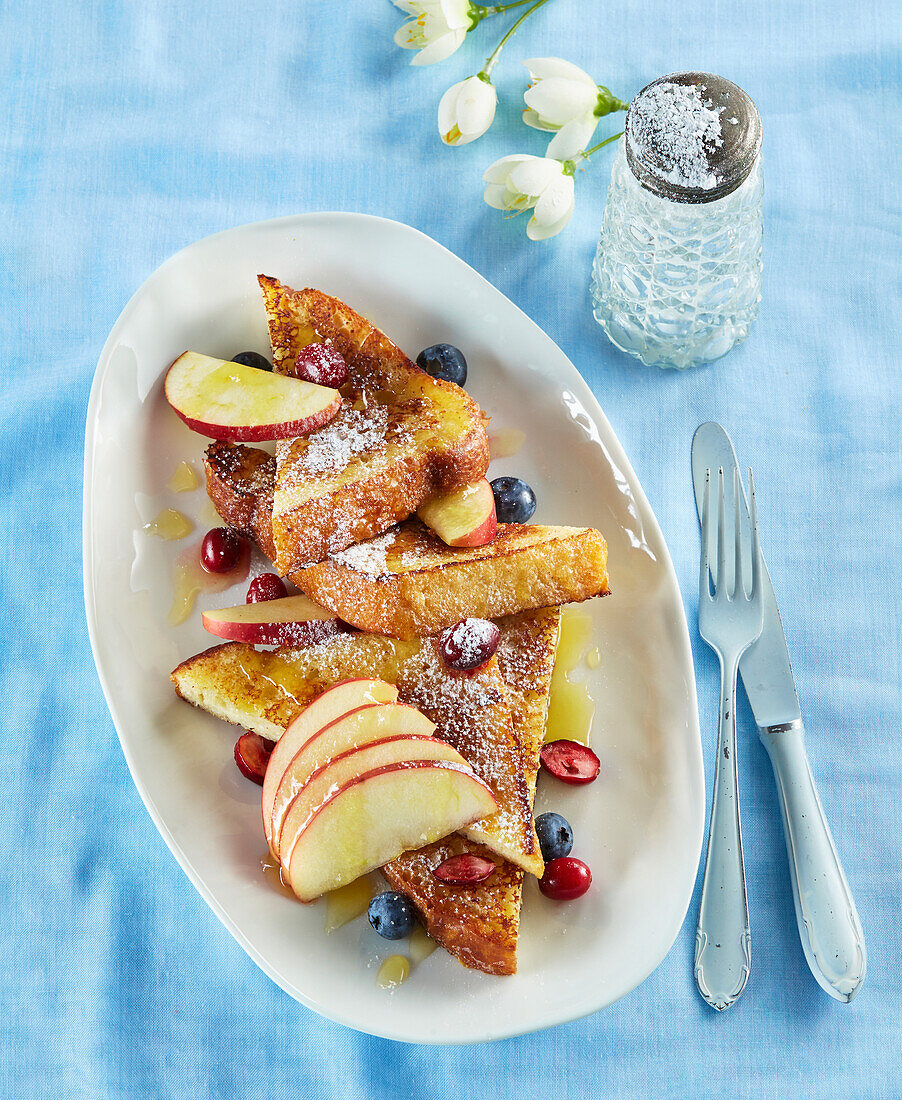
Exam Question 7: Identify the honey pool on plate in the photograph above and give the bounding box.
[259,854,435,990]
[144,507,194,541]
[544,608,596,746]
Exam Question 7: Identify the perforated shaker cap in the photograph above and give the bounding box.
[625,72,762,203]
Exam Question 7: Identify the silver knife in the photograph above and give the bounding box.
[691,422,866,1003]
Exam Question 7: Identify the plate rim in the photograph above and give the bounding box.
[83,211,703,1044]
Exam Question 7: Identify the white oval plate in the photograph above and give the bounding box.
[84,213,703,1044]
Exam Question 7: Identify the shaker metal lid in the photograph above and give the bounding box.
[625,72,762,203]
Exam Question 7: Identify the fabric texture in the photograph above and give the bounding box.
[1,0,900,1096]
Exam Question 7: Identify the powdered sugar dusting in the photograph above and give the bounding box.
[295,404,390,477]
[628,81,724,191]
[329,529,397,576]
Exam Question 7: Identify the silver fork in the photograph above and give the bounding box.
[694,466,764,1010]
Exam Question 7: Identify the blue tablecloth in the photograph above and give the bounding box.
[3,0,900,1095]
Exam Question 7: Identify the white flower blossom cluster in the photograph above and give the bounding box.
[392,2,627,238]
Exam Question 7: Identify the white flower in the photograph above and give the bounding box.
[438,74,497,146]
[393,0,473,67]
[522,57,602,160]
[483,154,576,240]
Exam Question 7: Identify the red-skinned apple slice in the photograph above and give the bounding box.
[269,702,436,854]
[202,594,350,645]
[165,351,340,441]
[274,735,469,855]
[281,761,498,901]
[261,680,398,850]
[417,478,497,548]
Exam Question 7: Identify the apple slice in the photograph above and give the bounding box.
[417,478,497,548]
[165,351,340,441]
[202,594,350,645]
[274,735,469,855]
[269,702,436,854]
[262,680,398,849]
[281,761,498,901]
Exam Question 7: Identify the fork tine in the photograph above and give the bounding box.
[716,467,726,594]
[748,467,760,596]
[700,468,711,598]
[733,466,743,598]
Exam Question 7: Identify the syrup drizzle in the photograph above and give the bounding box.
[545,608,596,747]
[408,924,437,965]
[376,954,410,990]
[260,851,295,900]
[488,427,526,460]
[168,461,199,492]
[168,539,250,626]
[324,875,377,933]
[144,508,193,541]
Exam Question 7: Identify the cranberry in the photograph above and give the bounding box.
[247,573,288,603]
[539,857,592,900]
[437,618,500,672]
[293,343,349,388]
[234,732,276,785]
[201,527,244,574]
[432,853,496,886]
[540,739,601,785]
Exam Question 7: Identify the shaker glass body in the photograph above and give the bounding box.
[591,138,763,370]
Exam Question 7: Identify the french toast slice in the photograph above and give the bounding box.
[298,521,607,639]
[203,442,610,639]
[170,633,543,876]
[257,277,490,573]
[382,607,561,976]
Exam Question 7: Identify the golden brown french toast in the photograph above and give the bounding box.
[204,441,277,560]
[257,277,490,573]
[383,608,561,975]
[170,632,543,876]
[298,521,607,639]
[383,836,524,976]
[203,443,609,638]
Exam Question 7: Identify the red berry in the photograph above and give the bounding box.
[437,618,500,672]
[293,343,349,388]
[540,740,601,785]
[432,853,496,886]
[201,527,244,574]
[539,857,592,900]
[247,573,288,603]
[234,732,275,785]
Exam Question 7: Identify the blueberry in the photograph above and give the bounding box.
[231,351,272,372]
[535,812,574,862]
[490,476,537,523]
[368,891,415,940]
[416,343,467,386]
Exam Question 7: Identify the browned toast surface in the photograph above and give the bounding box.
[382,837,524,976]
[204,441,276,560]
[298,521,608,639]
[203,444,609,638]
[170,633,542,875]
[257,278,490,572]
[383,608,561,975]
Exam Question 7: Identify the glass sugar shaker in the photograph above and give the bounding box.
[591,72,763,370]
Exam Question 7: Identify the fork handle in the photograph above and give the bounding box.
[759,720,866,1001]
[695,652,751,1010]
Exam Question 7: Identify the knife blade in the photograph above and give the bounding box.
[691,422,801,728]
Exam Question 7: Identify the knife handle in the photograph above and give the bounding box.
[759,720,866,1002]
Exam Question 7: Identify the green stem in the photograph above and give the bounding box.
[580,131,623,160]
[483,0,535,12]
[468,0,532,28]
[479,0,553,77]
